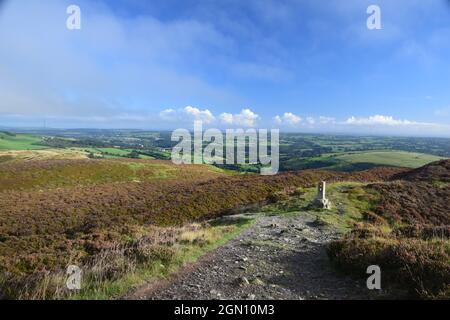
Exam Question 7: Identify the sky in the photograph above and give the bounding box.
[0,0,450,136]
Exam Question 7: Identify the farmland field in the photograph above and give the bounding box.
[333,150,444,167]
[281,150,446,172]
[0,132,47,151]
[321,150,445,171]
[3,130,449,171]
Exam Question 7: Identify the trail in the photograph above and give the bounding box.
[127,213,390,300]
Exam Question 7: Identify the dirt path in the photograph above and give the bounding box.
[128,212,388,300]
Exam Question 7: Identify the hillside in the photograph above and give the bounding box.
[0,158,447,299]
[328,159,450,298]
[0,158,227,192]
[392,159,450,182]
[0,158,403,299]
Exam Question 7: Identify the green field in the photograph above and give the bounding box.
[332,150,445,168]
[282,150,446,172]
[0,132,47,150]
[81,147,155,159]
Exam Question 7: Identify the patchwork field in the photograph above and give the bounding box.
[332,150,445,168]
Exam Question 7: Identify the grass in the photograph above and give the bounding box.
[282,150,446,172]
[0,159,404,299]
[0,132,47,151]
[80,148,156,160]
[0,149,89,162]
[260,174,450,298]
[0,159,224,192]
[262,182,374,234]
[332,150,445,169]
[15,217,255,300]
[327,170,450,298]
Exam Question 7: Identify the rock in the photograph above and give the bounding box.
[247,294,256,300]
[265,223,279,228]
[237,276,250,287]
[250,278,265,286]
[242,257,248,262]
[239,266,247,271]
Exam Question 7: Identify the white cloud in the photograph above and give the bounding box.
[273,115,282,125]
[344,115,435,127]
[273,112,301,125]
[220,108,259,127]
[183,106,216,123]
[159,106,215,124]
[219,112,234,124]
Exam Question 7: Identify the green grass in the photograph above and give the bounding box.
[282,150,446,172]
[0,159,228,192]
[262,182,374,234]
[0,132,47,151]
[81,147,156,160]
[332,150,445,168]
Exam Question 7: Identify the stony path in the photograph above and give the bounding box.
[129,213,386,300]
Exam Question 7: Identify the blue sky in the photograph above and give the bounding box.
[0,0,450,136]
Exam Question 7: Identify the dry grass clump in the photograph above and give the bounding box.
[328,235,450,298]
[1,224,210,299]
